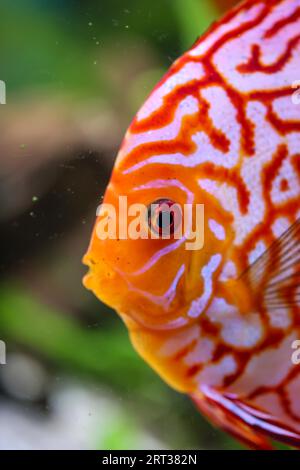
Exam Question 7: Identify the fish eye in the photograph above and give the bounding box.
[147,198,181,237]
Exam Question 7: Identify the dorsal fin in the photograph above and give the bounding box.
[240,218,300,311]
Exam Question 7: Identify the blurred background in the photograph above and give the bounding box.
[0,0,242,450]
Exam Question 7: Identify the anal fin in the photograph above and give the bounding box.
[192,385,300,449]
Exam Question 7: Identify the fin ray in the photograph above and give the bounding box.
[241,218,300,310]
[192,385,300,449]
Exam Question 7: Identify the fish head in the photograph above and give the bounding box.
[83,137,231,331]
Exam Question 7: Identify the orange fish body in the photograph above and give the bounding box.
[83,0,300,449]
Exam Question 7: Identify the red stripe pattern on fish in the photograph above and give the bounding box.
[83,0,300,449]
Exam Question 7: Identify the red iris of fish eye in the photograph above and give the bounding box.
[147,199,180,236]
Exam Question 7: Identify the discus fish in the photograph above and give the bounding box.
[83,0,300,449]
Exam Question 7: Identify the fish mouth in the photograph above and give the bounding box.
[82,252,192,332]
[82,252,126,313]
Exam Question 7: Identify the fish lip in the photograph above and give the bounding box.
[82,251,202,331]
[83,252,197,332]
[82,252,122,305]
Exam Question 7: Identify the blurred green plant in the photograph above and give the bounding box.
[0,2,103,97]
[173,0,218,49]
[0,284,241,449]
[0,284,154,390]
[100,415,140,450]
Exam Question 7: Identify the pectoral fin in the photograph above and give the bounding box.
[241,218,300,311]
